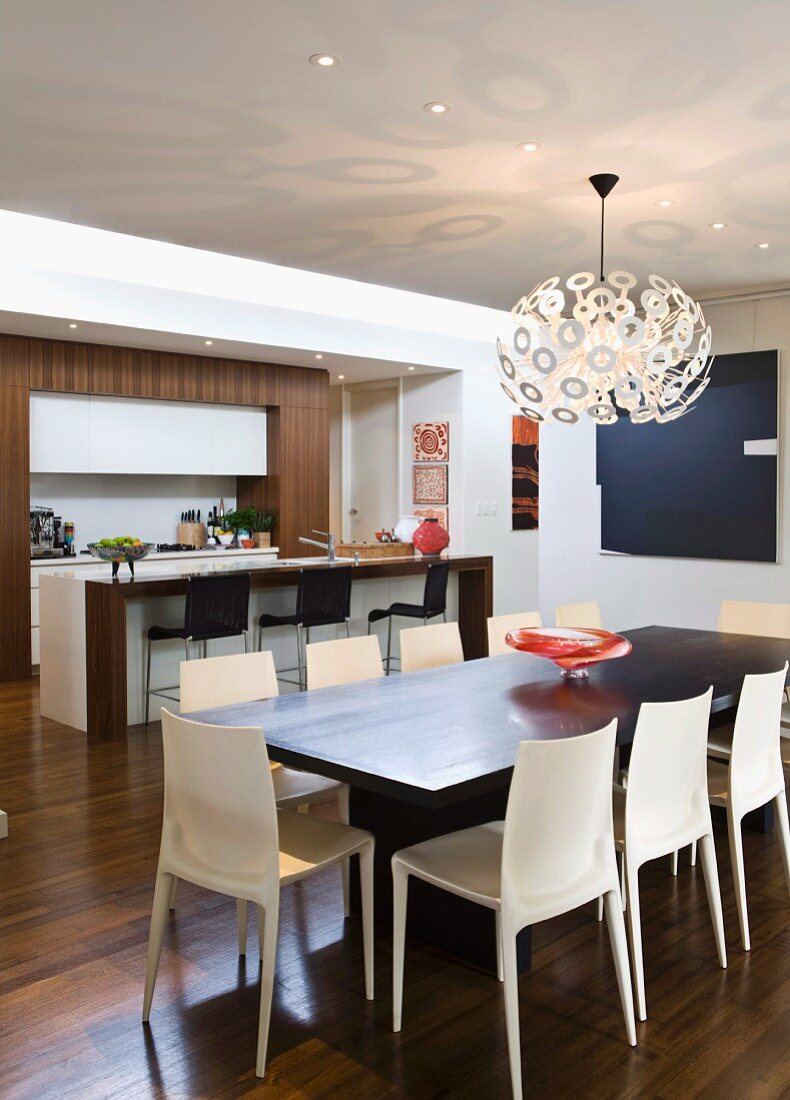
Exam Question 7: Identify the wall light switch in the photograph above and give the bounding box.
[475,502,483,516]
[490,501,497,515]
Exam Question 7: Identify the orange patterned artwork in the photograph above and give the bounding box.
[512,415,539,530]
[413,422,449,462]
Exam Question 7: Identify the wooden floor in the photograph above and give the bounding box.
[1,680,789,1099]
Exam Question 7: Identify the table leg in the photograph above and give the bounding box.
[86,583,129,742]
[349,785,532,976]
[458,564,493,660]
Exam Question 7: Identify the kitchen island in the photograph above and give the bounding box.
[43,554,492,741]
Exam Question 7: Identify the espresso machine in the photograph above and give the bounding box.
[30,506,70,558]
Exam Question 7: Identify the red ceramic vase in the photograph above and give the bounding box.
[412,517,449,556]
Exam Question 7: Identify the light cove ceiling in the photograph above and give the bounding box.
[1,0,788,309]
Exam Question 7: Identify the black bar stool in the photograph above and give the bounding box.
[145,572,251,725]
[367,560,449,674]
[258,566,353,690]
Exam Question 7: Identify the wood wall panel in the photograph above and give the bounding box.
[29,339,91,392]
[279,364,329,409]
[0,335,31,387]
[0,385,31,681]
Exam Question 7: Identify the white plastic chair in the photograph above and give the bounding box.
[177,650,349,926]
[612,689,727,1021]
[142,710,374,1079]
[392,720,636,1100]
[306,634,385,691]
[399,620,464,674]
[707,665,790,950]
[486,611,542,657]
[555,600,602,629]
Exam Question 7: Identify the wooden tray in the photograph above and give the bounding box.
[336,541,414,559]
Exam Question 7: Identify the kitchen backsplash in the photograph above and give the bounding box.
[29,473,237,548]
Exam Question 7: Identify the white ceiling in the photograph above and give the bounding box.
[1,0,789,310]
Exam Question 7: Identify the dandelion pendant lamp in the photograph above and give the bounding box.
[496,174,713,425]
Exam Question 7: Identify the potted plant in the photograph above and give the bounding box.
[252,509,278,548]
[222,506,258,546]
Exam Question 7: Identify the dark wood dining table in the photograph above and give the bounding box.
[191,625,790,976]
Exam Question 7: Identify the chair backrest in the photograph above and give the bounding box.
[180,650,279,713]
[306,634,384,691]
[487,611,542,656]
[625,689,714,860]
[184,572,250,639]
[555,601,602,629]
[718,600,790,639]
[501,720,618,920]
[159,710,278,889]
[296,566,353,623]
[400,620,464,674]
[729,664,789,807]
[422,561,450,616]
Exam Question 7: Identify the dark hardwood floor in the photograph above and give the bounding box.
[1,679,788,1099]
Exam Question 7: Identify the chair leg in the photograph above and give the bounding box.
[726,807,750,951]
[670,850,679,876]
[603,889,637,1046]
[296,625,304,690]
[144,639,152,726]
[168,877,178,910]
[142,870,173,1021]
[698,831,728,967]
[596,895,604,922]
[619,849,627,912]
[243,630,248,654]
[624,859,647,1021]
[690,839,698,866]
[774,792,790,896]
[255,900,280,1079]
[386,617,393,676]
[184,639,190,662]
[392,864,409,1031]
[359,842,375,1001]
[501,916,524,1100]
[495,909,504,981]
[237,897,248,956]
[345,618,351,639]
[338,785,351,918]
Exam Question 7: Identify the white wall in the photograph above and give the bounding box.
[30,473,236,548]
[539,293,789,632]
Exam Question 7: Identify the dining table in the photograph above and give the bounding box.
[191,625,790,976]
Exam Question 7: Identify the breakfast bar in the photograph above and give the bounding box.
[80,554,493,741]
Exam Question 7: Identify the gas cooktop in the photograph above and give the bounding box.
[155,543,197,553]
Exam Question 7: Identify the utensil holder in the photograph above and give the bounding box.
[177,522,206,548]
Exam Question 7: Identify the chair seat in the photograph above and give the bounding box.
[259,612,346,629]
[393,821,504,907]
[707,758,730,804]
[148,623,243,642]
[277,809,371,886]
[272,765,344,808]
[367,602,434,624]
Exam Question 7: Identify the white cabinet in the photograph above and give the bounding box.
[30,392,90,473]
[90,396,214,475]
[212,405,267,475]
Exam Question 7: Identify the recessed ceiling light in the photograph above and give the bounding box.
[68,322,78,329]
[756,241,771,249]
[516,141,540,153]
[309,53,340,67]
[338,374,345,380]
[655,199,673,207]
[423,102,451,114]
[204,339,213,346]
[408,365,415,371]
[315,353,323,359]
[708,222,727,230]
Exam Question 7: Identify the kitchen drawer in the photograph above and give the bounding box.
[31,627,40,666]
[31,588,39,628]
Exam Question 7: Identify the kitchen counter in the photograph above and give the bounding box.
[41,554,493,741]
[31,545,280,566]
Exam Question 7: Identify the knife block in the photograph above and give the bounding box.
[177,522,207,548]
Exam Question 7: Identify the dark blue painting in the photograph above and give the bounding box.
[596,350,779,562]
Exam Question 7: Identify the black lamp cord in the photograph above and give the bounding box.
[600,196,606,284]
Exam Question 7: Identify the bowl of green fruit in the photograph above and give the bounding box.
[88,537,154,577]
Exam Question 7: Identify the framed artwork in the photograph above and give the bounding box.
[413,421,449,462]
[413,463,448,504]
[596,350,779,562]
[512,415,539,530]
[414,506,448,531]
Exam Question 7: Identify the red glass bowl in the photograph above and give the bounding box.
[505,626,632,680]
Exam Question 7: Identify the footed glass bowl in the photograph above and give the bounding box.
[505,626,632,680]
[88,542,154,577]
